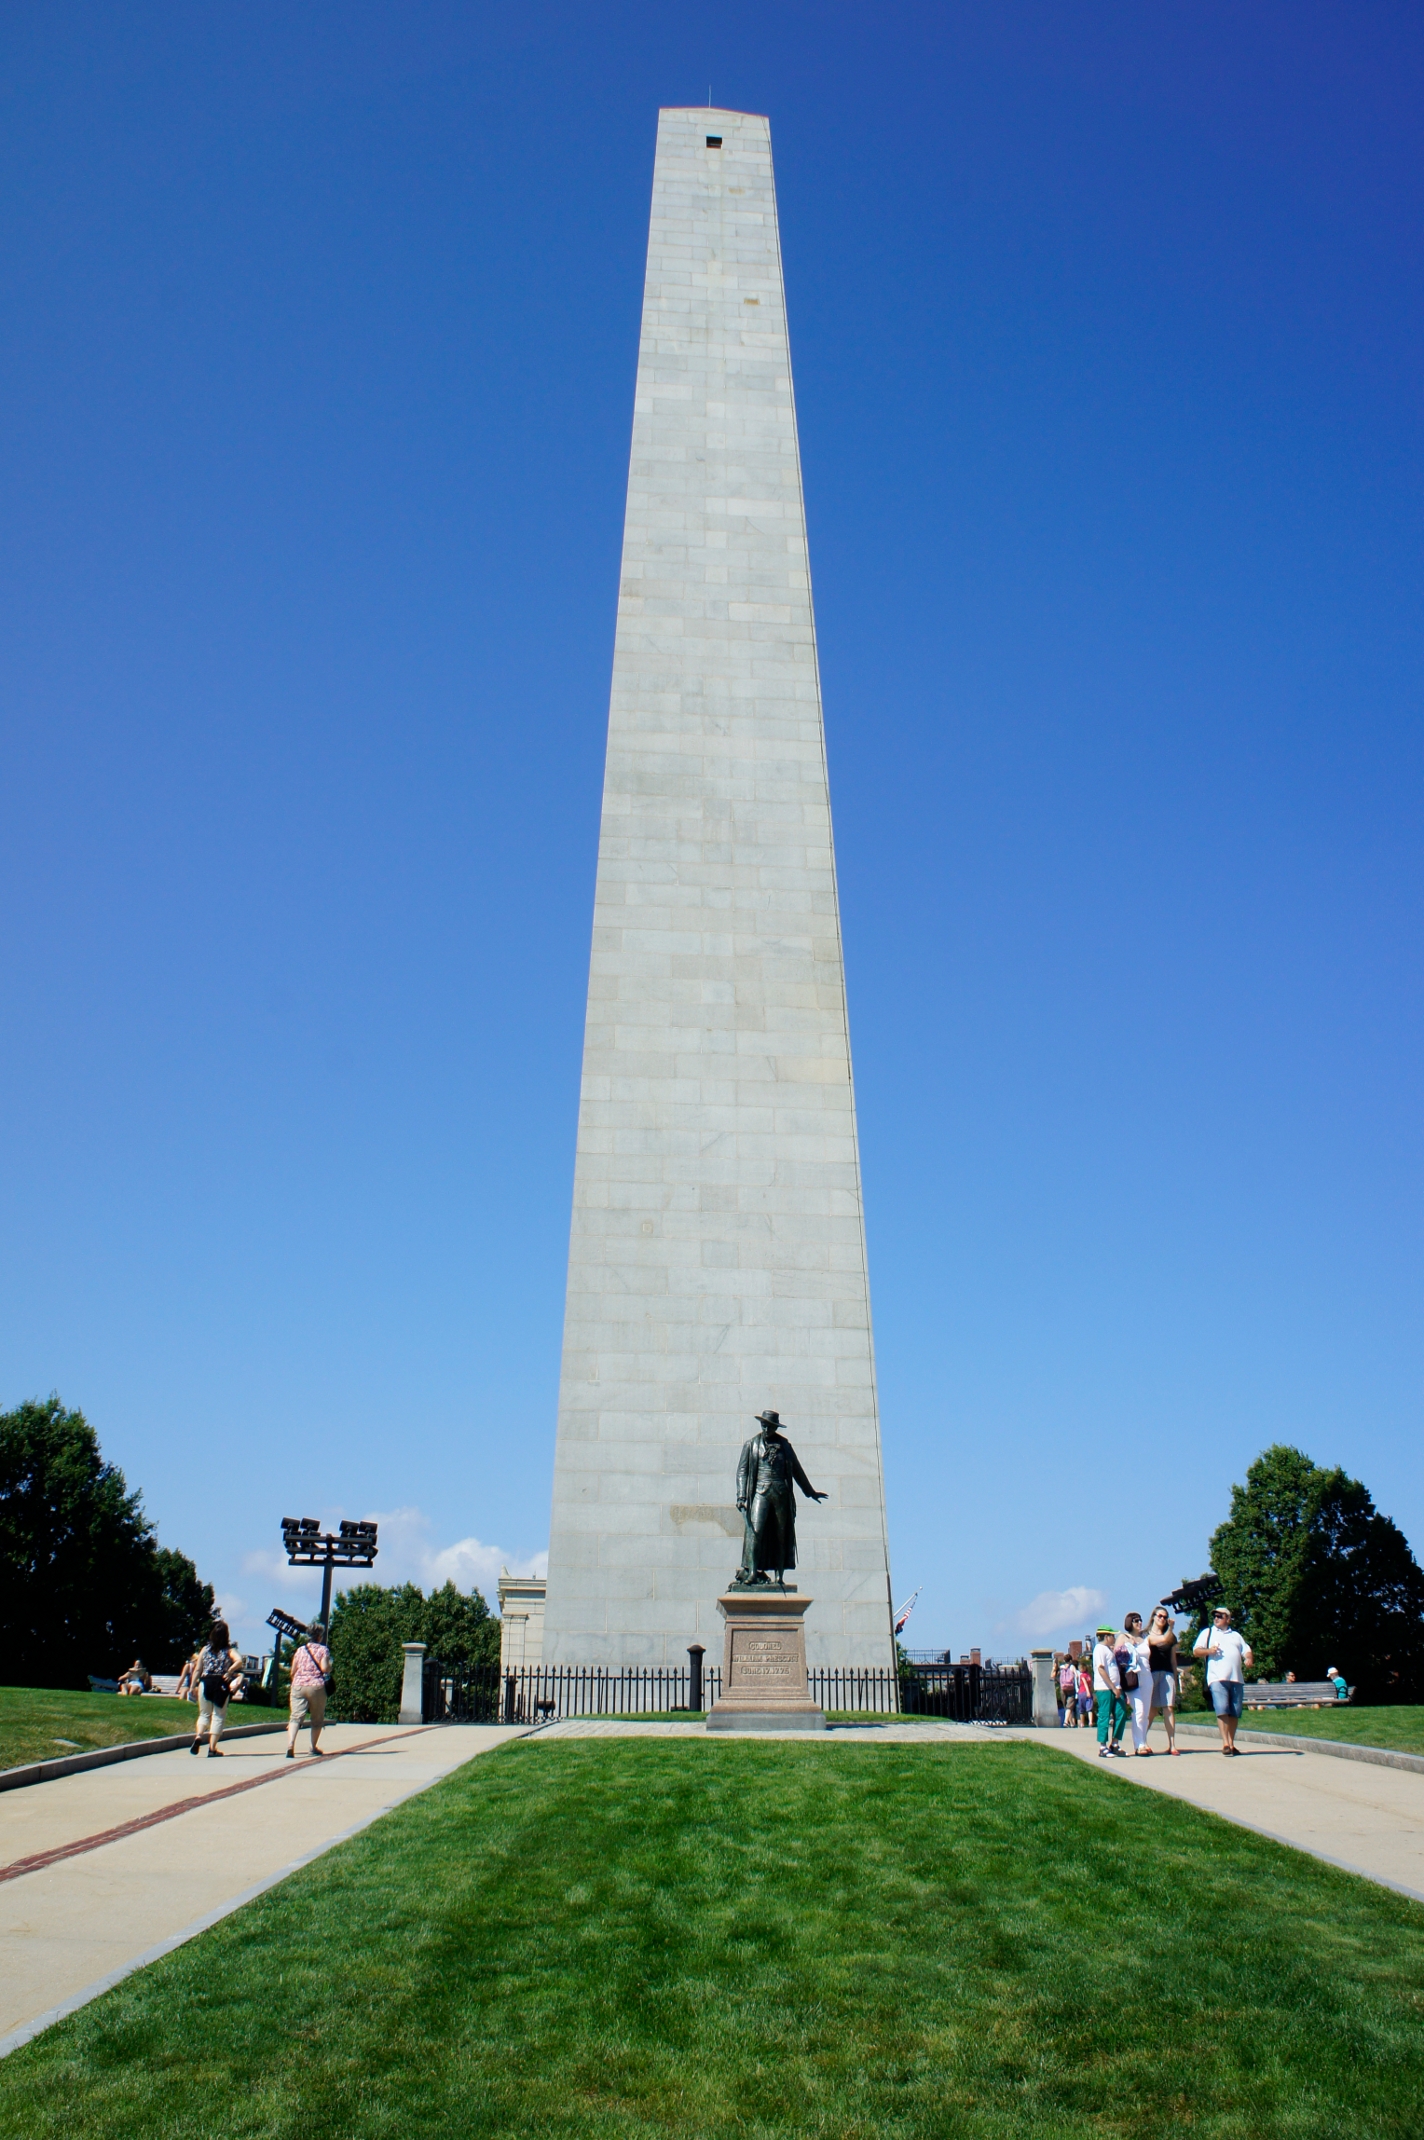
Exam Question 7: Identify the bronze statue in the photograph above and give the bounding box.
[734,1411,827,1586]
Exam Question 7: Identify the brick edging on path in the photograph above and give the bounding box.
[1175,1720,1424,1776]
[0,1720,287,1794]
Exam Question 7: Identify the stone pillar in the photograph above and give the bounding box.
[497,1570,545,1674]
[399,1642,427,1726]
[1030,1649,1058,1728]
[706,1591,826,1731]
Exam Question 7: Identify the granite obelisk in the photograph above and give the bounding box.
[541,108,894,1672]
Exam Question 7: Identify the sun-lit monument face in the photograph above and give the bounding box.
[541,108,894,1673]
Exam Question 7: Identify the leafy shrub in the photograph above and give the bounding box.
[328,1579,499,1723]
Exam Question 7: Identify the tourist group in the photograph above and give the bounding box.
[1055,1606,1258,1758]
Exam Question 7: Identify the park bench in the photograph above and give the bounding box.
[1241,1680,1352,1710]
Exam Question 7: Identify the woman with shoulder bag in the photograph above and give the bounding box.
[189,1621,242,1757]
[286,1621,333,1760]
[1121,1613,1156,1755]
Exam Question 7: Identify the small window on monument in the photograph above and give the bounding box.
[706,135,722,148]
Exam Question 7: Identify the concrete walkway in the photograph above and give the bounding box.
[1038,1720,1424,1902]
[534,1718,991,1742]
[0,1722,523,2055]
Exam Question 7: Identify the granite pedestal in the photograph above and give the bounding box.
[705,1589,826,1731]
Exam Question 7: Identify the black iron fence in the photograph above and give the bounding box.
[423,1662,724,1724]
[423,1659,1031,1727]
[893,1662,1032,1724]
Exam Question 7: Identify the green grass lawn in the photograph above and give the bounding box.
[0,1684,219,1770]
[6,1740,1424,2137]
[1220,1704,1424,1753]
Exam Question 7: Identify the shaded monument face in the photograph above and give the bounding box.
[539,106,895,1673]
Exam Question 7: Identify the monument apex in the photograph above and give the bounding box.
[541,108,895,1672]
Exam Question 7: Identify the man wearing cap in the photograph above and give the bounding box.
[1193,1607,1254,1755]
[1091,1624,1128,1757]
[735,1411,827,1584]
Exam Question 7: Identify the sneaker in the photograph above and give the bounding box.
[1098,1746,1109,1757]
[189,1741,200,1756]
[285,1750,294,1760]
[207,1747,223,1758]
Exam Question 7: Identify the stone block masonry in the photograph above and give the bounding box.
[541,108,895,1672]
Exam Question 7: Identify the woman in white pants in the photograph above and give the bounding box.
[1122,1612,1156,1754]
[189,1620,242,1758]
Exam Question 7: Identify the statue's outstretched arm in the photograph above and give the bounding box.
[789,1449,827,1502]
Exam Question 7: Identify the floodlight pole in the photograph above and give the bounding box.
[279,1519,378,1645]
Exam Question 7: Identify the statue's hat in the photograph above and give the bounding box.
[754,1410,782,1427]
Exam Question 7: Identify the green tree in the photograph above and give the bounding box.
[327,1579,500,1723]
[144,1546,219,1669]
[1210,1445,1424,1701]
[422,1579,500,1673]
[0,1395,215,1686]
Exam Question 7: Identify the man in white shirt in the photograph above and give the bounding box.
[1192,1607,1254,1755]
[1091,1624,1127,1758]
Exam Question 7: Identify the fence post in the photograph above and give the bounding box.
[688,1644,705,1713]
[1029,1649,1058,1727]
[399,1643,427,1725]
[503,1672,517,1724]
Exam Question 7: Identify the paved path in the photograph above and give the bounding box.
[0,1722,523,2054]
[535,1719,991,1742]
[1037,1720,1424,1901]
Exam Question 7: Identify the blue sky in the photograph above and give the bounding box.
[3,4,1420,1655]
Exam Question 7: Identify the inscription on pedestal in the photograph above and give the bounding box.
[730,1629,803,1692]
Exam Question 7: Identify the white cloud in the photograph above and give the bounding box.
[1010,1585,1109,1642]
[355,1506,547,1596]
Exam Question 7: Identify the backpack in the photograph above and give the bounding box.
[200,1648,232,1703]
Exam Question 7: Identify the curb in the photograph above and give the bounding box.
[1176,1721,1424,1776]
[0,1719,287,1793]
